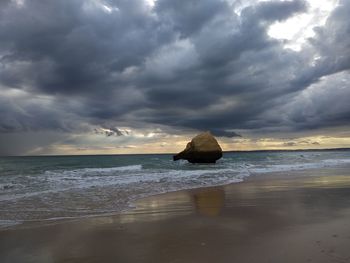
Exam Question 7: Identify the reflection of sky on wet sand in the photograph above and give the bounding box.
[121,192,194,223]
[124,171,350,224]
[57,171,350,227]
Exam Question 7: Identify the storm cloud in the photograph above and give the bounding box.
[0,0,349,154]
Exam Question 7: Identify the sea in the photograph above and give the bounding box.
[1,150,350,228]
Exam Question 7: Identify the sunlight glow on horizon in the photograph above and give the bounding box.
[26,132,350,155]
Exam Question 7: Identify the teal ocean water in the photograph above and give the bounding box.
[0,150,350,227]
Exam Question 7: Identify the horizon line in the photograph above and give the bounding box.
[2,147,350,157]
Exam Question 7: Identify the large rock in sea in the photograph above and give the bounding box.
[173,132,223,163]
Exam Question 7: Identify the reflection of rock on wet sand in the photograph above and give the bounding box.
[193,188,225,217]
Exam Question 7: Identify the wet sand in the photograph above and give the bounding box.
[1,168,350,262]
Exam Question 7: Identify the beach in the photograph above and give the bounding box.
[1,0,350,262]
[1,167,350,263]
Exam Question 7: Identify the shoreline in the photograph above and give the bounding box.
[2,165,350,231]
[1,152,350,228]
[2,166,350,262]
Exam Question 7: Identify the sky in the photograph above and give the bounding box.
[0,0,350,155]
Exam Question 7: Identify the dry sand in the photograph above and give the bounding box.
[1,168,350,262]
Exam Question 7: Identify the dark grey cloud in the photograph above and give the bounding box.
[283,139,320,147]
[94,127,126,137]
[0,94,85,133]
[137,0,309,131]
[210,129,241,138]
[0,0,167,94]
[155,0,231,37]
[279,71,350,131]
[265,0,350,132]
[311,0,350,75]
[289,0,350,92]
[0,131,67,156]
[0,0,349,154]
